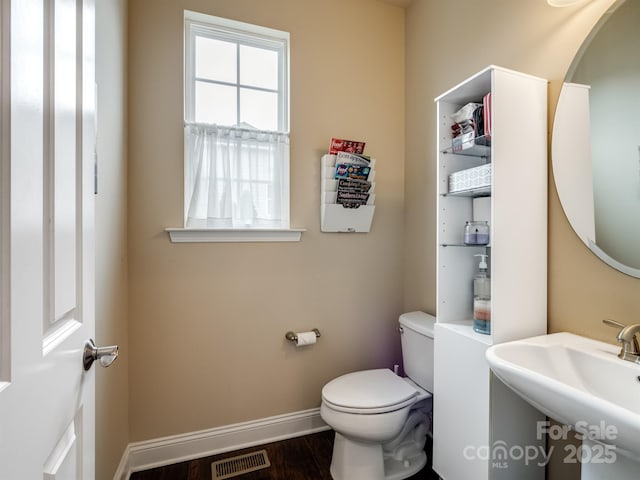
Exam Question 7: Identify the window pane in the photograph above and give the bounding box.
[195,81,237,125]
[240,88,278,131]
[195,36,236,83]
[240,45,278,90]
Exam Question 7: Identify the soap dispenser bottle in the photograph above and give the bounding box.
[473,254,491,334]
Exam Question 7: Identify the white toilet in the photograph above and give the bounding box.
[320,311,436,480]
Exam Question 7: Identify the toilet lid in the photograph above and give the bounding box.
[322,369,417,411]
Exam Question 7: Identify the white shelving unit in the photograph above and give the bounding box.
[433,66,548,480]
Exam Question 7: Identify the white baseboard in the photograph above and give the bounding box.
[114,408,329,480]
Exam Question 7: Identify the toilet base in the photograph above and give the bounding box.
[383,450,427,480]
[330,433,385,480]
[329,432,427,480]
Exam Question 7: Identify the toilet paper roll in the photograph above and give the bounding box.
[295,331,317,347]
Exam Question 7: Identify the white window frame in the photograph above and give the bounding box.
[184,11,289,131]
[171,11,303,243]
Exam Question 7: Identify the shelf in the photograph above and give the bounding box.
[441,135,491,157]
[434,66,548,480]
[437,321,493,346]
[443,186,491,197]
[440,243,491,248]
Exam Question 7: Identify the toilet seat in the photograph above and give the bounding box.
[322,369,418,414]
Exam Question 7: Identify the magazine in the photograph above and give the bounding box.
[337,178,372,194]
[334,164,371,181]
[336,151,371,166]
[336,191,370,208]
[329,137,366,155]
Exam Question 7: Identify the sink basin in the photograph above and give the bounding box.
[486,332,640,461]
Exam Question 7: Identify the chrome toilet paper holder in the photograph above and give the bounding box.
[285,328,321,343]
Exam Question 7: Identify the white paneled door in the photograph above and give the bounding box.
[0,0,97,478]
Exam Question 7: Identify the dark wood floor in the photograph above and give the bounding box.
[130,429,440,480]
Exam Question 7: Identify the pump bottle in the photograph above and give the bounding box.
[473,254,491,334]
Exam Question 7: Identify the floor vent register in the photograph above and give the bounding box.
[212,449,271,479]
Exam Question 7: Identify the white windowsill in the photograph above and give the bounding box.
[166,227,305,243]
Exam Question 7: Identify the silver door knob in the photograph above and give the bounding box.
[83,339,119,370]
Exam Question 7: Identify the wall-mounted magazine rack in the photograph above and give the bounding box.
[320,154,376,232]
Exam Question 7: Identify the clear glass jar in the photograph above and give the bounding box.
[464,221,490,245]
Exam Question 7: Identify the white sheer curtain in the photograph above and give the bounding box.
[184,123,290,229]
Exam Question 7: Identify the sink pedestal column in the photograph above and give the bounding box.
[581,439,639,480]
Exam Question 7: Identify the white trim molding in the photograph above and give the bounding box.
[114,408,328,480]
[165,228,305,243]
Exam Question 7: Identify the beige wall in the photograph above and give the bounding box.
[108,0,640,476]
[404,0,640,342]
[95,0,129,478]
[127,0,405,441]
[404,0,635,324]
[404,0,639,479]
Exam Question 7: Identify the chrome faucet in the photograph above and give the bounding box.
[603,319,640,363]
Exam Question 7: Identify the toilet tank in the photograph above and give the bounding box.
[399,311,436,392]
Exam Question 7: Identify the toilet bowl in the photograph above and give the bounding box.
[320,312,436,480]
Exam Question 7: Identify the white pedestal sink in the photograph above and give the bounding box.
[486,332,640,480]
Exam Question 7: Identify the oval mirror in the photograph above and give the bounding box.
[552,0,640,278]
